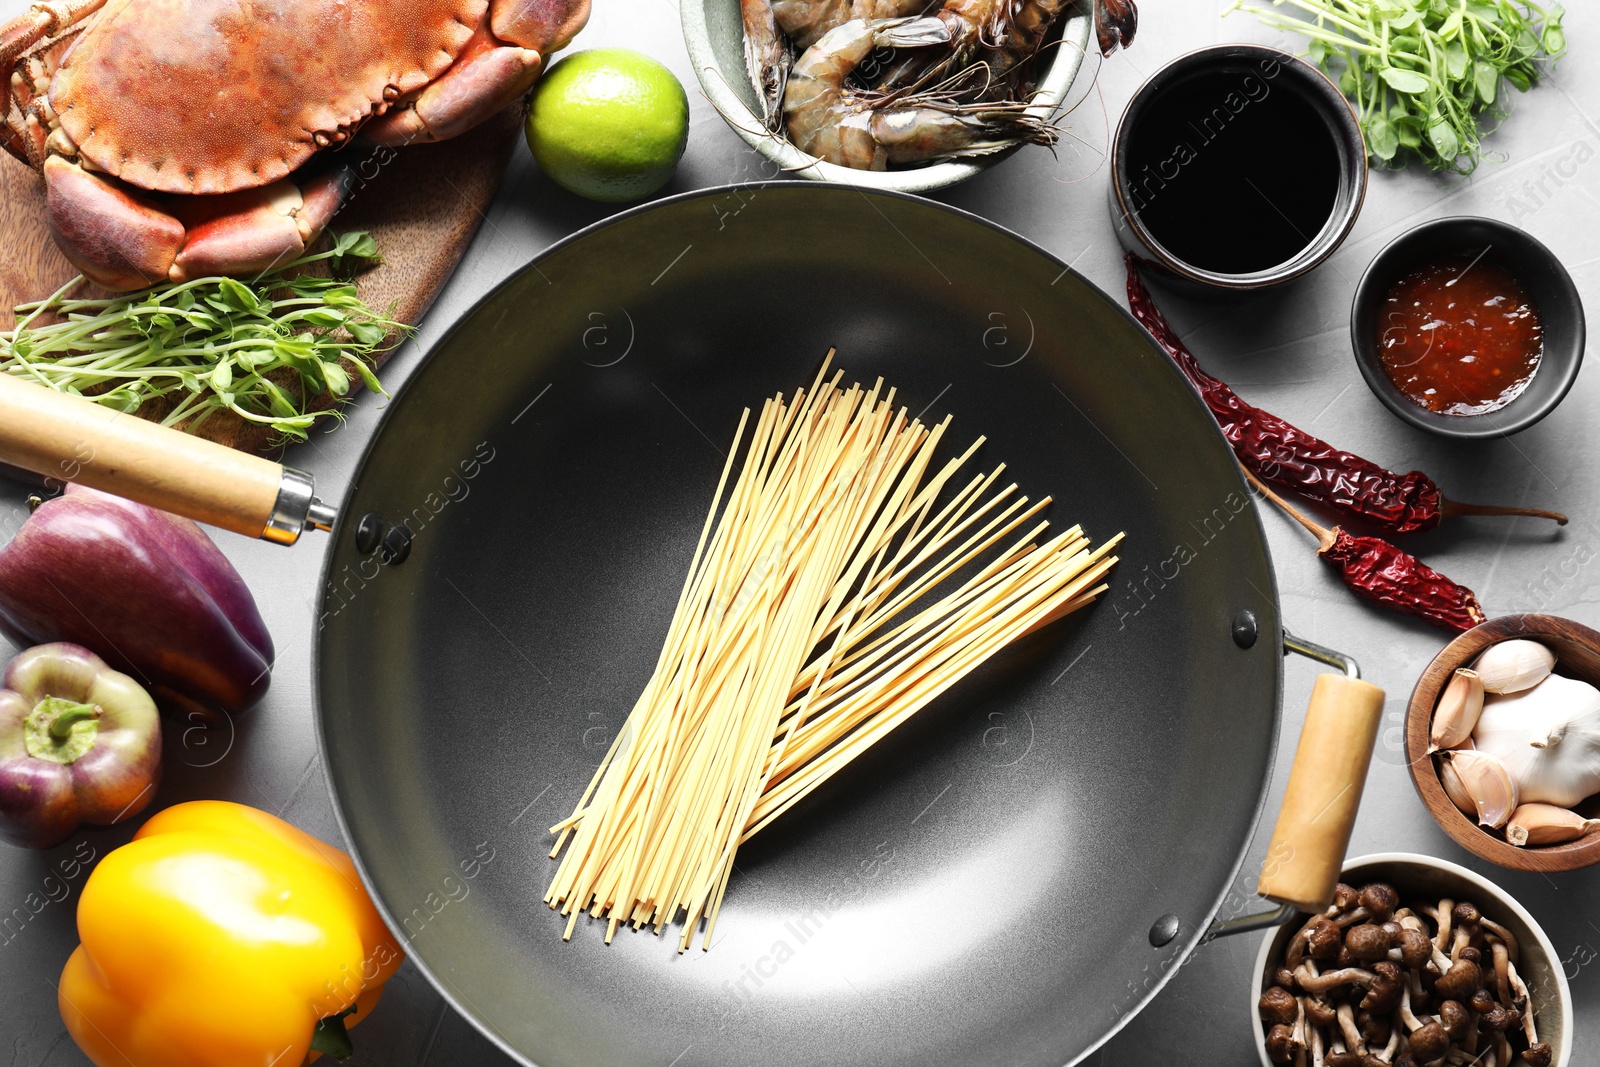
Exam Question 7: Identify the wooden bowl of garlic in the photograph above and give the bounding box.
[1406,614,1600,872]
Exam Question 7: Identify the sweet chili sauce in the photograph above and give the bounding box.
[1377,255,1543,416]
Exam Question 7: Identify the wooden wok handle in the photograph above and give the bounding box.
[1257,673,1386,912]
[0,373,329,543]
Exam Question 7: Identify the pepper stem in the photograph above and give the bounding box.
[1441,499,1569,526]
[310,1004,358,1061]
[45,700,102,741]
[1242,468,1338,552]
[23,696,104,764]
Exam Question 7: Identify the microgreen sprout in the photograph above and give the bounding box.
[1230,0,1566,173]
[0,231,409,443]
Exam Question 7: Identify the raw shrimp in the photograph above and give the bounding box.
[782,17,1054,169]
[1094,0,1137,56]
[742,0,790,128]
[773,0,935,52]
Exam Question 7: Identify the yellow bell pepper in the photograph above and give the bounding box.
[58,800,404,1067]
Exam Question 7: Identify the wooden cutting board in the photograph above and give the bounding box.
[0,105,523,456]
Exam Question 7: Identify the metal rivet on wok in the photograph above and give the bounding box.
[1231,609,1259,649]
[1148,914,1181,948]
[354,512,385,554]
[379,524,413,566]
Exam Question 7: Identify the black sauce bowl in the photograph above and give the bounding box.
[1351,216,1586,439]
[1109,44,1368,294]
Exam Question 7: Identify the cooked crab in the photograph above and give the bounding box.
[0,0,590,290]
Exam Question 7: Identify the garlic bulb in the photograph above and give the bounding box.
[1475,673,1600,807]
[1439,749,1519,828]
[1429,668,1484,752]
[1471,639,1555,694]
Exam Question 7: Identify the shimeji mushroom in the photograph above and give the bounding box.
[1489,938,1513,1004]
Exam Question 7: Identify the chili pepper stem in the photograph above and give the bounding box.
[1441,500,1569,526]
[1241,467,1338,553]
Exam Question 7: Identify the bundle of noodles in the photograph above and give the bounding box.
[546,354,1121,950]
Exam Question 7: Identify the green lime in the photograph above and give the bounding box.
[526,49,690,203]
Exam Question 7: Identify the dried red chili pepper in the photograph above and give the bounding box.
[1245,469,1487,633]
[1126,256,1564,535]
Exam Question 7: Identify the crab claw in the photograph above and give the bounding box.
[168,167,349,282]
[363,33,542,145]
[44,157,184,291]
[492,0,592,54]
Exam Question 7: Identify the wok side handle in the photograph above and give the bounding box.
[0,373,333,544]
[1255,671,1386,912]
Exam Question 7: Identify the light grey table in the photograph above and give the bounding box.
[2,1,1598,1063]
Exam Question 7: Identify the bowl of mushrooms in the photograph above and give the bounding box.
[1251,853,1571,1067]
[1405,614,1600,871]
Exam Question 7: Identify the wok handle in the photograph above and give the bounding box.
[0,373,335,544]
[1256,672,1386,912]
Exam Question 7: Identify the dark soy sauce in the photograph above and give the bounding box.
[1125,68,1340,275]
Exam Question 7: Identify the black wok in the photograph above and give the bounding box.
[0,184,1383,1067]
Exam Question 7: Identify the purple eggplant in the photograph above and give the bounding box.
[0,485,273,724]
[0,643,161,849]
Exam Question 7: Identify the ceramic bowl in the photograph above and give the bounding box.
[1250,852,1572,1067]
[1351,216,1586,439]
[1405,613,1600,872]
[1109,44,1368,294]
[680,0,1091,192]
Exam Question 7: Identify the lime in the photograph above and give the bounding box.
[526,49,690,203]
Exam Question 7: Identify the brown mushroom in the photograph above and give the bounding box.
[1325,1053,1363,1067]
[1361,883,1399,922]
[1358,1009,1390,1048]
[1435,959,1483,1002]
[1489,939,1511,1004]
[1459,945,1482,964]
[1469,988,1497,1015]
[1431,899,1455,953]
[1408,1020,1448,1062]
[1438,999,1471,1042]
[1521,1041,1553,1066]
[1266,1023,1297,1064]
[1360,962,1403,1014]
[1507,959,1540,1049]
[1276,966,1299,991]
[1348,924,1395,962]
[1479,916,1521,963]
[1297,964,1378,995]
[1306,997,1338,1028]
[1478,1004,1513,1033]
[1395,929,1433,970]
[1261,986,1299,1025]
[1332,883,1359,911]
[1335,1003,1367,1056]
[1308,919,1343,961]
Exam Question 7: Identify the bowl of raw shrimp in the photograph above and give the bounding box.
[682,0,1096,192]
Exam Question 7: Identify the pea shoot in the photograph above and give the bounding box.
[0,232,409,443]
[1230,0,1567,173]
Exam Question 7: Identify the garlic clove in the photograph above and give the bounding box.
[1430,668,1484,752]
[1438,756,1478,820]
[1441,750,1520,829]
[1505,802,1600,847]
[1471,639,1556,695]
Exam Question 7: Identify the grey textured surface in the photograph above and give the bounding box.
[2,1,1599,1064]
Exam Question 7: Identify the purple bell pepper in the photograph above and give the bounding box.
[0,485,273,724]
[0,642,161,849]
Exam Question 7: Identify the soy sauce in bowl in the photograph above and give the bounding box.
[1124,70,1340,275]
[1110,45,1367,293]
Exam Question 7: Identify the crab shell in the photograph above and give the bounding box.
[54,0,545,195]
[0,0,589,287]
